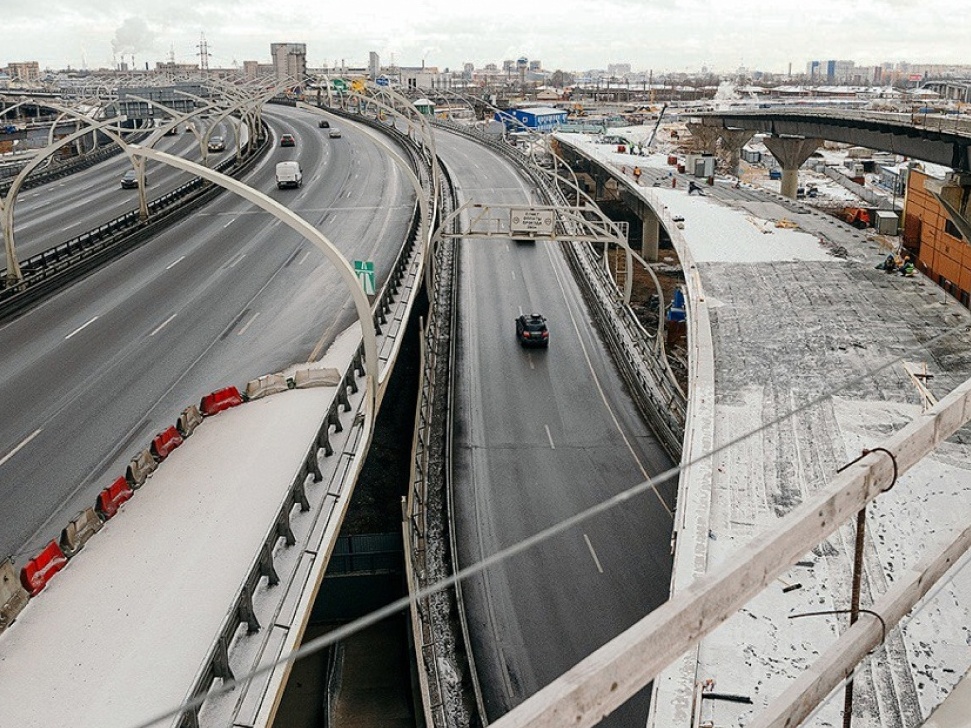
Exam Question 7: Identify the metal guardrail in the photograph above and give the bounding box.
[0,138,127,191]
[0,126,270,321]
[177,117,431,727]
[404,157,473,728]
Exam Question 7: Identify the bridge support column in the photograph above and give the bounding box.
[686,123,719,154]
[639,203,660,262]
[763,136,822,199]
[718,129,755,178]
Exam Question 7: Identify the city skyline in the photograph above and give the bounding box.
[2,0,969,75]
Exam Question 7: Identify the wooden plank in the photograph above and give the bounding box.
[751,522,971,728]
[489,375,971,728]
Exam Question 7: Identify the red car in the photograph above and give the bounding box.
[280,133,296,147]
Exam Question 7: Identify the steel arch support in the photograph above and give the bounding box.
[129,145,380,411]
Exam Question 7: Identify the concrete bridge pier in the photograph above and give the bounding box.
[763,135,822,199]
[718,129,755,178]
[638,202,660,262]
[686,123,720,154]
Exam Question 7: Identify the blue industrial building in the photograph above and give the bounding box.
[495,106,568,132]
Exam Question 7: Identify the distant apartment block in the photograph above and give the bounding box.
[6,61,40,82]
[271,43,307,84]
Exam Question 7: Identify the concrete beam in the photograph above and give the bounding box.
[686,123,719,154]
[718,129,756,178]
[763,135,822,199]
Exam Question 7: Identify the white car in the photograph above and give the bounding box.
[275,161,303,189]
[328,128,342,139]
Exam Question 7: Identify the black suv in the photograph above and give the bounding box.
[120,170,142,189]
[318,119,330,129]
[515,313,549,348]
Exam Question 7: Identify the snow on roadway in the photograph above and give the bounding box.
[648,187,835,263]
[560,131,971,727]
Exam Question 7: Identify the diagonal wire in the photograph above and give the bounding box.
[129,310,971,728]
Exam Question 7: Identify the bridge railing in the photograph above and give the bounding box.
[433,119,687,457]
[185,115,432,728]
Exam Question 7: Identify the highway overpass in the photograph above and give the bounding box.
[2,89,970,728]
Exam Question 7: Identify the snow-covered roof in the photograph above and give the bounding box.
[514,106,568,116]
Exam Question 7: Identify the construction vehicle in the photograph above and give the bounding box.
[842,207,872,229]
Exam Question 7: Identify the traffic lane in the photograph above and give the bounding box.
[442,131,674,724]
[13,127,203,222]
[0,109,354,394]
[453,244,673,722]
[0,199,412,559]
[0,112,414,559]
[7,122,236,263]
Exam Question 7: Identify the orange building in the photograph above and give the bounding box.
[903,167,971,308]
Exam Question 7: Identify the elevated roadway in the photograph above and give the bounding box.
[503,133,971,728]
[434,127,676,726]
[3,119,238,267]
[694,107,971,172]
[0,104,415,569]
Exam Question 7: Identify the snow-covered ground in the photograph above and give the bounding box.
[558,131,971,728]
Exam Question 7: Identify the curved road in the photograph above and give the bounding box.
[4,119,241,266]
[0,104,415,564]
[437,128,677,727]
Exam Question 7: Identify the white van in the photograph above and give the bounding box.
[275,161,303,189]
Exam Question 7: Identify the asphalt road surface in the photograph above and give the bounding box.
[4,119,239,266]
[436,127,677,727]
[0,104,415,565]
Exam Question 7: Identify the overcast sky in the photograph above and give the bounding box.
[2,0,968,75]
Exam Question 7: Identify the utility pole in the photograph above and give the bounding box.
[197,33,211,76]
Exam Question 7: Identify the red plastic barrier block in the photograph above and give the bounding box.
[150,426,184,461]
[96,476,133,520]
[20,540,68,596]
[200,386,243,416]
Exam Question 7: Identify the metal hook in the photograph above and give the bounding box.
[837,446,898,492]
[789,608,887,653]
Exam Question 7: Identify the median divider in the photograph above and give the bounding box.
[177,404,204,438]
[292,365,342,389]
[244,373,289,401]
[0,559,29,635]
[150,426,184,462]
[20,540,68,596]
[96,476,133,520]
[200,386,243,416]
[126,448,158,489]
[59,507,103,558]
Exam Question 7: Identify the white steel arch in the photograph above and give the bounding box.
[128,144,381,411]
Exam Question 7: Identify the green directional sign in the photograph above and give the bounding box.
[354,260,376,295]
[332,79,348,92]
